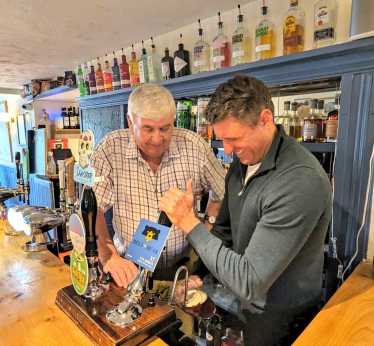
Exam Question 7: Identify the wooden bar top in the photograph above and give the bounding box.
[293,260,374,345]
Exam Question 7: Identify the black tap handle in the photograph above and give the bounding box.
[15,152,21,180]
[157,211,172,227]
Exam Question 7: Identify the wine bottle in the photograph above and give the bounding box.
[80,186,98,257]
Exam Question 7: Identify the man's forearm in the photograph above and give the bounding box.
[96,210,117,265]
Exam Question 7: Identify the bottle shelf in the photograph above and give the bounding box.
[32,85,79,103]
[55,129,81,135]
[211,140,335,153]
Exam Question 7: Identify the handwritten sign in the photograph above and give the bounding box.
[125,219,171,272]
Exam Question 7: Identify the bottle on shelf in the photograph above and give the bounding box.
[283,0,305,55]
[147,37,162,82]
[313,99,326,142]
[318,99,327,119]
[277,101,291,135]
[302,99,318,142]
[213,12,230,70]
[68,107,75,129]
[161,47,175,80]
[289,101,302,141]
[191,105,198,132]
[174,34,190,78]
[197,97,213,141]
[77,64,86,97]
[176,99,192,129]
[103,54,113,92]
[232,5,250,66]
[326,94,339,142]
[138,41,149,84]
[119,48,131,88]
[194,19,210,74]
[255,0,275,61]
[95,57,105,93]
[129,45,140,87]
[73,107,80,129]
[62,107,69,129]
[83,62,90,96]
[88,61,97,95]
[314,0,338,49]
[111,51,121,90]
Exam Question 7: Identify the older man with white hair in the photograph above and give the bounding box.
[92,83,225,299]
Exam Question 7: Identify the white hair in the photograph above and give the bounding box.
[127,84,176,122]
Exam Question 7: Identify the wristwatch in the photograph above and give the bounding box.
[204,214,216,224]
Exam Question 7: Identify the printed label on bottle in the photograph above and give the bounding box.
[70,117,76,127]
[303,123,317,139]
[89,82,97,93]
[194,60,205,66]
[112,81,121,87]
[232,34,244,44]
[121,80,131,86]
[194,46,204,54]
[213,55,225,62]
[255,44,271,52]
[162,62,170,77]
[97,85,104,91]
[325,120,338,137]
[174,56,188,73]
[148,58,155,81]
[232,50,244,58]
[130,77,140,83]
[138,61,145,83]
[314,27,334,41]
[64,117,69,127]
[256,26,269,37]
[284,16,296,33]
[177,104,188,111]
[283,35,303,47]
[316,6,330,25]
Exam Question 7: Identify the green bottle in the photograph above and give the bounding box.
[138,41,149,84]
[176,99,192,129]
[77,64,86,97]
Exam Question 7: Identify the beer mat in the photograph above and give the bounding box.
[125,218,171,272]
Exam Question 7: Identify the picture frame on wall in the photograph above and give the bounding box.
[0,100,8,113]
[17,114,27,146]
[0,121,13,162]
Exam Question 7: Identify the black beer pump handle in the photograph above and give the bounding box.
[157,211,172,228]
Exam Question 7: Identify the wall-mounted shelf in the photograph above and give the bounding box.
[25,85,79,103]
[211,140,335,153]
[50,125,81,139]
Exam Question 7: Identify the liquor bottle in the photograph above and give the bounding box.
[302,99,318,142]
[283,0,305,55]
[313,99,326,142]
[103,54,113,92]
[68,107,75,129]
[88,61,97,95]
[194,19,210,73]
[119,48,131,88]
[197,97,213,141]
[255,1,275,61]
[326,94,339,142]
[147,37,162,82]
[314,0,338,49]
[176,99,192,129]
[206,315,217,346]
[62,107,69,129]
[174,34,190,78]
[83,62,90,96]
[232,5,250,66]
[77,64,86,97]
[213,12,230,70]
[161,47,175,80]
[277,101,291,133]
[129,45,140,87]
[191,105,198,132]
[289,102,302,141]
[138,41,149,84]
[111,52,121,90]
[95,57,105,93]
[73,107,79,129]
[197,318,206,339]
[318,99,326,119]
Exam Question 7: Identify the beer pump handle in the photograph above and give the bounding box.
[66,156,76,198]
[22,148,30,204]
[15,152,22,201]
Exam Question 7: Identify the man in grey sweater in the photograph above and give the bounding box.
[160,74,332,345]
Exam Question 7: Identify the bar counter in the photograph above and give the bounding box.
[293,260,374,345]
[0,232,168,346]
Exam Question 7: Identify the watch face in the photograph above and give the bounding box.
[208,216,216,224]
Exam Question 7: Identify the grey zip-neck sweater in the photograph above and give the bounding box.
[188,125,332,343]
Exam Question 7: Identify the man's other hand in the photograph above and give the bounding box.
[103,254,138,287]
